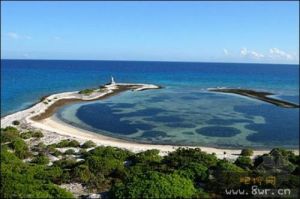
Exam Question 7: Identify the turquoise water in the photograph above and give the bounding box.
[2,60,299,148]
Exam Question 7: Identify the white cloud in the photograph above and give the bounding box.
[53,36,61,40]
[5,32,31,40]
[240,48,264,59]
[6,32,19,39]
[24,35,32,40]
[269,48,293,60]
[223,48,229,55]
[23,53,30,58]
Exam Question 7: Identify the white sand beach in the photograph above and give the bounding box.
[1,82,298,160]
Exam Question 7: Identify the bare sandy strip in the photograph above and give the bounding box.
[1,83,298,160]
[208,88,300,108]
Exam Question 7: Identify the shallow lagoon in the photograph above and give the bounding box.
[56,87,299,149]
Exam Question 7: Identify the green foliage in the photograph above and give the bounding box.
[1,148,74,198]
[81,140,96,148]
[87,146,133,160]
[45,144,63,157]
[254,149,297,174]
[65,149,76,155]
[270,148,294,156]
[208,160,246,192]
[79,88,95,95]
[51,149,63,157]
[32,142,47,154]
[53,157,78,169]
[1,126,20,143]
[110,171,197,198]
[86,155,122,176]
[1,147,23,166]
[86,173,108,192]
[73,164,92,183]
[20,131,32,139]
[12,120,20,125]
[79,148,87,155]
[241,148,254,156]
[84,146,133,176]
[130,149,162,164]
[51,139,80,148]
[175,162,209,182]
[11,138,31,159]
[270,148,299,165]
[46,166,64,184]
[1,126,299,199]
[235,156,253,169]
[163,148,218,168]
[31,154,50,165]
[32,131,44,138]
[19,131,43,140]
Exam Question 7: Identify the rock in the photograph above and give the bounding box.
[59,183,85,197]
[86,193,102,199]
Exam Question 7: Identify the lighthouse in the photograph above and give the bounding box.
[111,76,116,85]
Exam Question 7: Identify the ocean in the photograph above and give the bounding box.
[1,59,299,149]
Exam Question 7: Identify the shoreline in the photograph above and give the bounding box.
[208,88,300,108]
[37,115,276,158]
[1,83,299,160]
[31,84,138,120]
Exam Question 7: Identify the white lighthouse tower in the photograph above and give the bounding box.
[111,76,116,85]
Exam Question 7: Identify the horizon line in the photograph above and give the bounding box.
[1,58,299,66]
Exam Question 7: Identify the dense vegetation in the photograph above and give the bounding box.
[1,126,299,198]
[78,88,96,95]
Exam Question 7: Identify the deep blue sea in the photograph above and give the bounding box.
[1,59,299,149]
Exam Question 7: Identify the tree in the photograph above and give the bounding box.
[73,165,92,183]
[32,131,44,138]
[65,149,76,155]
[1,126,20,143]
[86,155,122,176]
[79,89,95,95]
[176,162,209,182]
[11,138,31,159]
[254,149,297,174]
[12,120,20,125]
[208,160,246,193]
[241,148,254,156]
[81,140,96,148]
[86,146,133,160]
[68,140,80,147]
[235,156,253,170]
[51,139,80,148]
[53,157,78,169]
[110,171,197,198]
[31,154,50,165]
[20,131,32,139]
[1,148,74,198]
[84,146,133,177]
[163,148,218,168]
[130,149,162,164]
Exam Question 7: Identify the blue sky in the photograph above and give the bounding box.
[1,1,299,64]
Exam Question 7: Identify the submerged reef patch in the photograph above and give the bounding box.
[206,118,252,126]
[165,123,196,128]
[76,103,154,135]
[234,104,299,144]
[144,115,183,123]
[196,126,241,137]
[141,130,169,138]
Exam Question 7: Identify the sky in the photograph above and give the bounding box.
[1,1,299,64]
